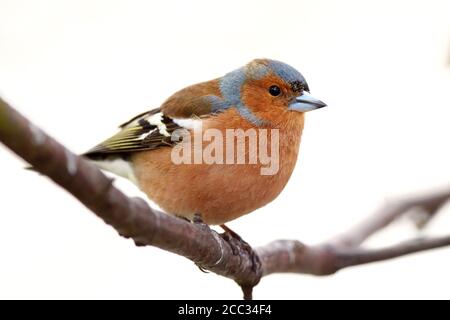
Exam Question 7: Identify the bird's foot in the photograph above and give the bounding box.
[219,224,261,273]
[192,213,211,233]
[193,213,205,224]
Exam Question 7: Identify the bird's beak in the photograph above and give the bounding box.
[288,92,327,112]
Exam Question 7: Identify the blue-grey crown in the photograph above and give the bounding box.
[266,59,309,92]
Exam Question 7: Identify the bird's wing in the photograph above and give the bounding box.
[84,108,185,157]
[84,106,216,158]
[84,80,227,157]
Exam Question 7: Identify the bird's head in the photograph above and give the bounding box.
[220,59,326,126]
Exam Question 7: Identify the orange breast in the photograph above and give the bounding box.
[132,109,304,225]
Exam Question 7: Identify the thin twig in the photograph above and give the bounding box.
[333,235,450,268]
[331,191,450,248]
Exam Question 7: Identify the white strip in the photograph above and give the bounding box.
[173,118,203,130]
[145,112,170,137]
[138,128,158,141]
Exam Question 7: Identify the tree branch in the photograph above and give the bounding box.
[331,190,450,248]
[333,235,450,268]
[1,96,450,299]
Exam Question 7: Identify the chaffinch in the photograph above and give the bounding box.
[84,59,326,228]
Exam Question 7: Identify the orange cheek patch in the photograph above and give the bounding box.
[241,76,291,116]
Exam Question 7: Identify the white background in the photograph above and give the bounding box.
[0,0,449,299]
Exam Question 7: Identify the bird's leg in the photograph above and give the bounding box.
[220,224,245,242]
[219,224,261,273]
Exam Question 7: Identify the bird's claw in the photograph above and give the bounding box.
[195,264,210,273]
[219,225,261,273]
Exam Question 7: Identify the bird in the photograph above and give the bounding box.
[84,59,326,262]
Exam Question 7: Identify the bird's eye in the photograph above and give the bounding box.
[269,85,281,96]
